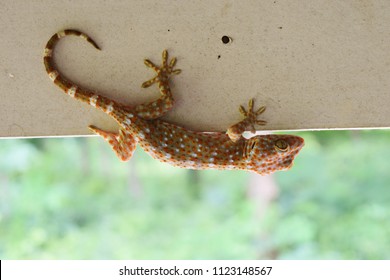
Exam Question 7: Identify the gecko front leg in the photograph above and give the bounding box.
[227,98,267,142]
[135,50,181,120]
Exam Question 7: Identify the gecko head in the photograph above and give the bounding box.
[245,134,304,175]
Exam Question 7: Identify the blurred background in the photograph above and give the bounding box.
[1,130,390,259]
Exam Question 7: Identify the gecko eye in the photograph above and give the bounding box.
[274,139,289,152]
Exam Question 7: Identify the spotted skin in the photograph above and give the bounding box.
[44,29,304,175]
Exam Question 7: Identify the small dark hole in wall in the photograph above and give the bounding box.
[217,55,221,59]
[221,36,231,44]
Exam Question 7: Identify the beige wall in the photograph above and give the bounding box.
[1,0,389,137]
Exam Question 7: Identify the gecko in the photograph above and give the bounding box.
[43,29,304,175]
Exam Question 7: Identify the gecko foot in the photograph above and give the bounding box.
[89,125,137,161]
[239,98,267,134]
[141,50,181,88]
[227,98,267,142]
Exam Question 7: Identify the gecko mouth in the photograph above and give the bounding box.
[277,158,293,170]
[291,136,305,151]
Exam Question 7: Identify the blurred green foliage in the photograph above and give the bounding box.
[0,130,390,259]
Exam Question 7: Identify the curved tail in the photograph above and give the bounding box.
[43,30,127,122]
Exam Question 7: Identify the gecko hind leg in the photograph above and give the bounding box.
[135,50,181,120]
[89,125,137,161]
[226,98,267,142]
